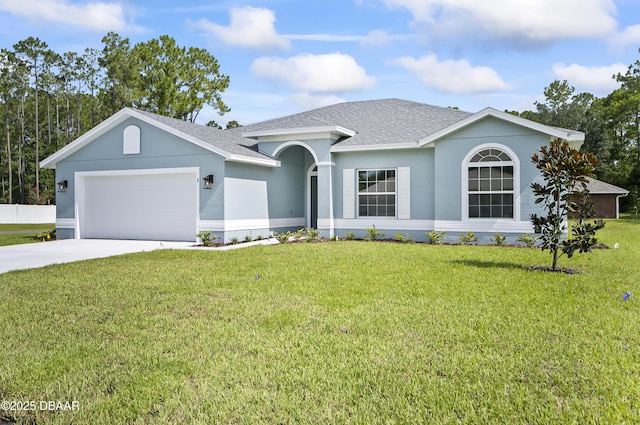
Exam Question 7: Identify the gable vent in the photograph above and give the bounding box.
[123,125,141,155]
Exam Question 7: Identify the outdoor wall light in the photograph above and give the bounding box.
[57,180,68,192]
[203,174,214,189]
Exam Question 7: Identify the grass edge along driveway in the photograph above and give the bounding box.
[0,219,638,424]
[0,223,55,247]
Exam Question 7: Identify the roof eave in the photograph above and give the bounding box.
[226,155,280,167]
[40,108,133,169]
[418,107,585,147]
[40,108,280,169]
[330,142,420,152]
[590,190,630,195]
[242,125,356,140]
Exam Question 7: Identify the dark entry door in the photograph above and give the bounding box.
[310,174,318,229]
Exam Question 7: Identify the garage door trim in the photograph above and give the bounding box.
[75,167,200,240]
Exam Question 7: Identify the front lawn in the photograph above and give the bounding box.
[0,224,55,247]
[0,219,638,424]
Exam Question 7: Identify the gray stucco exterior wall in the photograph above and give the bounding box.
[433,117,549,222]
[54,117,226,239]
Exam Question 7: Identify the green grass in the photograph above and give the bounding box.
[0,220,639,424]
[0,223,55,247]
[0,223,55,232]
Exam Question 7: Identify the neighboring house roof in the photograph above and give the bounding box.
[40,98,586,169]
[40,107,279,169]
[580,177,629,195]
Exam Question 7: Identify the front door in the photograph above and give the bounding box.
[310,166,318,229]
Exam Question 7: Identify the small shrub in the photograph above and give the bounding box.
[365,225,383,241]
[492,233,507,246]
[230,236,239,245]
[516,233,538,247]
[35,229,56,242]
[244,234,252,242]
[306,228,320,242]
[344,231,355,241]
[395,232,413,243]
[196,231,214,246]
[273,231,292,244]
[459,232,478,245]
[330,235,338,241]
[256,235,263,241]
[427,231,445,245]
[294,228,306,240]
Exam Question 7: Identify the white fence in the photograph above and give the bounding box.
[0,204,56,224]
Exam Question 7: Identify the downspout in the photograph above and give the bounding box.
[615,192,629,219]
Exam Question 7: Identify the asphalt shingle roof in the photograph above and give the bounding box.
[583,176,629,194]
[133,109,265,159]
[241,98,473,146]
[132,99,584,161]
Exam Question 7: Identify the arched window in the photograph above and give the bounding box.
[466,147,515,218]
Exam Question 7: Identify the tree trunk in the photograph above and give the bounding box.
[47,93,51,149]
[4,100,11,204]
[19,91,25,204]
[552,247,559,271]
[77,80,82,138]
[34,58,40,201]
[55,96,59,148]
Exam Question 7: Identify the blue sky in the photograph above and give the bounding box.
[1,0,640,127]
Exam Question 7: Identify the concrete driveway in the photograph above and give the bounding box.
[0,239,195,275]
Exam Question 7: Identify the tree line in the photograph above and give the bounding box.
[0,33,232,204]
[510,50,640,213]
[1,33,639,210]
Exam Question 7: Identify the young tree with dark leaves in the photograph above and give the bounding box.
[530,138,604,271]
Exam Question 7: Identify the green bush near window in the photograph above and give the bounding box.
[459,232,478,245]
[395,232,413,243]
[516,233,538,247]
[427,231,446,245]
[365,225,383,241]
[492,233,507,246]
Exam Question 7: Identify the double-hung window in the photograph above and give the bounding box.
[467,148,514,218]
[358,169,396,217]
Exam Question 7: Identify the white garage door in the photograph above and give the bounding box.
[82,171,197,241]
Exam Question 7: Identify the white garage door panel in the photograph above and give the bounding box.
[83,173,197,241]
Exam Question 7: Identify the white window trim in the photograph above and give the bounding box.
[461,144,520,221]
[356,168,398,219]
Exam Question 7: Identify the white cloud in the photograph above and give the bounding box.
[361,30,415,47]
[391,54,509,94]
[610,24,640,48]
[0,0,127,31]
[288,92,345,109]
[193,7,290,50]
[284,34,364,42]
[251,53,376,93]
[380,0,618,43]
[283,30,414,47]
[552,62,626,92]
